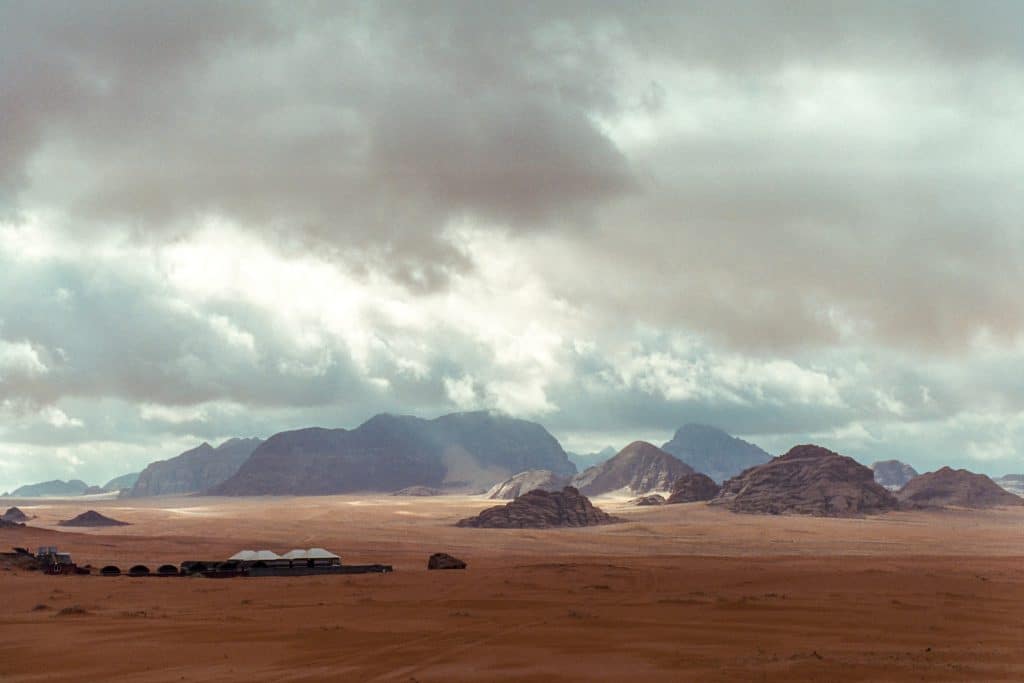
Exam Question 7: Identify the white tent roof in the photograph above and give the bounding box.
[254,550,282,561]
[229,549,282,561]
[281,547,340,560]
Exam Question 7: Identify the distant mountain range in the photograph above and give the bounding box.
[10,414,1017,507]
[125,437,263,497]
[213,411,575,496]
[566,446,617,470]
[9,479,92,497]
[661,424,771,483]
[5,471,140,498]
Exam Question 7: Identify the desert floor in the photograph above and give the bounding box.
[0,494,1022,682]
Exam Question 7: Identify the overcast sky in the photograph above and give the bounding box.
[2,1,1024,490]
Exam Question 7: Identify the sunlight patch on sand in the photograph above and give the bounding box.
[162,507,215,516]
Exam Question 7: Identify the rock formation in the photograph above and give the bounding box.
[630,494,666,506]
[571,441,693,496]
[666,473,721,504]
[486,469,569,499]
[2,507,29,523]
[661,424,771,483]
[871,460,919,490]
[214,411,575,496]
[391,486,445,496]
[58,510,131,527]
[456,487,621,528]
[897,467,1024,509]
[10,479,90,497]
[713,444,899,516]
[427,553,467,570]
[126,437,262,496]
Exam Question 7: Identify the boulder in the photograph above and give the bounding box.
[456,487,621,528]
[427,553,467,570]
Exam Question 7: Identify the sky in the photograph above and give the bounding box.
[2,1,1024,490]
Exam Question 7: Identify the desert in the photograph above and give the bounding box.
[1,492,1023,682]
[6,3,1024,682]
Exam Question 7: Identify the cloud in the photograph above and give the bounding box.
[2,2,1024,488]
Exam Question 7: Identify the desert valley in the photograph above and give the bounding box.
[1,414,1023,682]
[5,3,1024,681]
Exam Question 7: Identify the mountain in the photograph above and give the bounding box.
[486,470,570,499]
[213,411,575,496]
[570,441,694,497]
[994,474,1024,497]
[10,479,90,497]
[566,446,617,470]
[897,467,1024,509]
[666,473,721,504]
[456,487,621,528]
[713,444,899,516]
[125,438,262,497]
[871,460,919,490]
[661,424,771,483]
[102,472,140,492]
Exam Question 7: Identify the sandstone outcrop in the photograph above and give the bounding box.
[456,487,621,528]
[713,445,899,516]
[666,473,721,504]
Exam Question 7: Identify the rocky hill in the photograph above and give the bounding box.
[571,441,693,496]
[871,460,919,490]
[10,479,90,497]
[661,424,771,482]
[897,467,1024,509]
[713,444,899,516]
[2,507,29,523]
[125,438,262,497]
[213,411,575,496]
[58,510,130,527]
[456,487,621,528]
[666,473,721,504]
[486,469,570,499]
